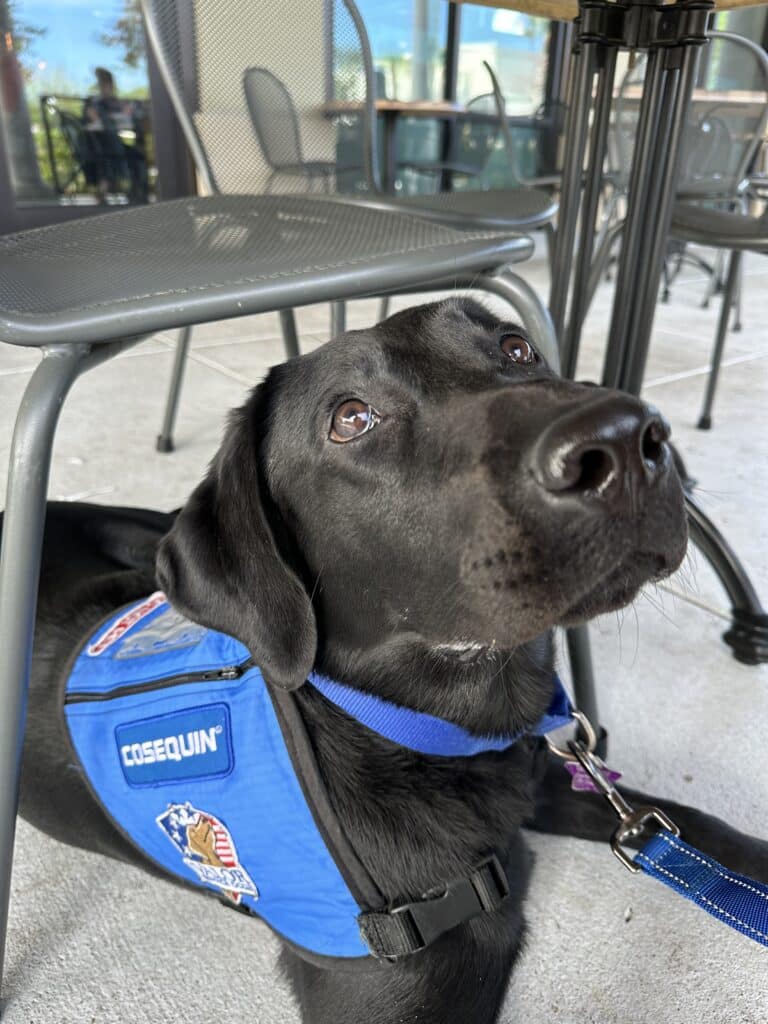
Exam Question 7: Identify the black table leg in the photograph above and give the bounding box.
[549,38,597,343]
[560,45,617,378]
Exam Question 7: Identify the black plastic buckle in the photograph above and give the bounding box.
[359,855,510,959]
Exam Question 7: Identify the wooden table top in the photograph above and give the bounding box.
[450,0,767,23]
[324,100,465,116]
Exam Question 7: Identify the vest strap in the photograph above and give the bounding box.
[357,854,510,959]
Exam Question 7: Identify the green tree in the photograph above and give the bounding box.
[0,0,46,77]
[99,0,144,69]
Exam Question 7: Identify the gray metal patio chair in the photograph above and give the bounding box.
[670,201,768,429]
[243,67,350,193]
[244,69,498,196]
[145,0,559,452]
[389,89,502,189]
[481,60,568,193]
[612,31,768,305]
[0,190,564,997]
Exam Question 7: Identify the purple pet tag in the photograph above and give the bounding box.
[565,760,622,792]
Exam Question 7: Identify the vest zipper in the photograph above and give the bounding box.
[64,657,255,705]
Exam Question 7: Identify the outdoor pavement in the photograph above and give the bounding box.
[0,236,766,1023]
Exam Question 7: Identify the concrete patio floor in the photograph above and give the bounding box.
[0,237,766,1023]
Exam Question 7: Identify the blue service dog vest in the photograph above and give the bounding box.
[64,593,370,959]
[64,593,573,961]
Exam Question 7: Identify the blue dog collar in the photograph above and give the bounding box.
[308,673,573,757]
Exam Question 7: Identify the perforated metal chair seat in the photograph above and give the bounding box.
[0,195,533,347]
[382,187,558,233]
[671,201,768,253]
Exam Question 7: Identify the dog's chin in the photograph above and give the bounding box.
[558,548,684,625]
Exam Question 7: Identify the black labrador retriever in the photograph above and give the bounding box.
[14,299,767,1023]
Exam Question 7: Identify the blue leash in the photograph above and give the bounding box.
[547,724,768,950]
[635,829,768,947]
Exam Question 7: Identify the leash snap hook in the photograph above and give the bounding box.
[610,806,681,873]
[545,709,598,761]
[566,735,681,872]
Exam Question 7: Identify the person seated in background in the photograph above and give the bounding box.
[82,67,149,203]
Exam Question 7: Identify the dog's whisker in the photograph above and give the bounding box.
[639,586,678,629]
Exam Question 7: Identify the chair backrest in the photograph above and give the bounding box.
[481,60,523,186]
[243,67,305,173]
[140,0,380,196]
[614,31,768,197]
[447,91,501,182]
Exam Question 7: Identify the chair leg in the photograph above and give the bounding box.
[697,249,740,431]
[330,301,346,336]
[700,248,724,310]
[0,341,129,995]
[378,296,391,322]
[543,222,557,282]
[156,325,192,453]
[731,251,743,333]
[279,309,301,359]
[566,625,606,757]
[685,490,768,664]
[660,252,672,303]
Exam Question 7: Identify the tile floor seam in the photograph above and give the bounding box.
[155,329,288,349]
[643,350,768,389]
[162,344,258,388]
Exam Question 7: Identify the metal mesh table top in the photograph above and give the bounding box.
[671,201,768,252]
[0,195,532,347]
[387,188,558,232]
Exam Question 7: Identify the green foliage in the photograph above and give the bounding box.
[99,0,144,69]
[0,0,47,81]
[30,95,83,193]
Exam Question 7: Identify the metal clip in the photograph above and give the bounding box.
[569,737,681,872]
[545,709,598,761]
[547,711,681,873]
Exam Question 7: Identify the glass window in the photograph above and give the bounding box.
[0,0,157,208]
[456,4,550,114]
[355,0,448,101]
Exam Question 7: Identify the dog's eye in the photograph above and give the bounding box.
[329,400,380,443]
[500,334,536,365]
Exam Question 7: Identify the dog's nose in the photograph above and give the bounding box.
[531,395,670,504]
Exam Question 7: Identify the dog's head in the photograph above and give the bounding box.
[157,299,687,731]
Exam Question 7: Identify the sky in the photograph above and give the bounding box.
[16,1,148,96]
[12,0,546,100]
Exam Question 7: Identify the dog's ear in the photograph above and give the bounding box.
[156,385,316,691]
